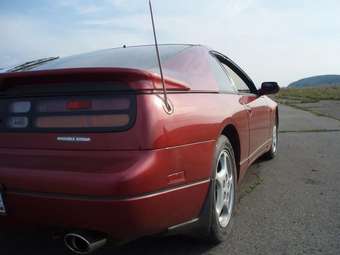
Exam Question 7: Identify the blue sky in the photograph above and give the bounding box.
[1,0,340,86]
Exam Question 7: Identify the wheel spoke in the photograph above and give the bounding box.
[216,155,227,188]
[216,171,225,187]
[215,188,224,215]
[216,202,223,215]
[272,125,277,153]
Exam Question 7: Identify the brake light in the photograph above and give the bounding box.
[66,100,92,110]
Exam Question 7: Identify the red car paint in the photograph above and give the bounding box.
[0,45,278,241]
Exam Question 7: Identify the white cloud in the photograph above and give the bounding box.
[53,0,103,15]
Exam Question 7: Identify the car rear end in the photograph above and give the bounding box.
[0,66,208,242]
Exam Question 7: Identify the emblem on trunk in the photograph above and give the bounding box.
[57,137,91,142]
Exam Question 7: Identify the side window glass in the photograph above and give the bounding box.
[208,56,236,93]
[222,63,251,92]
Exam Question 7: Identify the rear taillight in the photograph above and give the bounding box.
[1,95,136,132]
[7,116,29,128]
[36,115,130,128]
[9,101,31,113]
[37,98,131,112]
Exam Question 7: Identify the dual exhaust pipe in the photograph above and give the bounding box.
[64,231,107,254]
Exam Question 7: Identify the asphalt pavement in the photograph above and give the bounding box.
[1,104,340,255]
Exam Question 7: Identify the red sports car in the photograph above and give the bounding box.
[0,44,279,254]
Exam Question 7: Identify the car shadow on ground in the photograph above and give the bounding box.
[0,231,214,255]
[105,235,214,255]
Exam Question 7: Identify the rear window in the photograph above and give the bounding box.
[208,55,236,93]
[29,45,191,72]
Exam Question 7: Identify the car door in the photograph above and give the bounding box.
[208,53,251,171]
[219,61,271,163]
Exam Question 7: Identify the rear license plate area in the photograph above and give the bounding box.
[0,191,6,215]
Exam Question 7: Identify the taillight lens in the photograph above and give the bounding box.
[36,115,130,128]
[7,116,29,128]
[2,95,136,132]
[37,98,131,112]
[9,101,31,113]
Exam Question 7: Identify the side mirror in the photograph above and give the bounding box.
[259,82,280,95]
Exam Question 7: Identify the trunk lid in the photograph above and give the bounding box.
[0,68,188,151]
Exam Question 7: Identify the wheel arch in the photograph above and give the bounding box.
[221,124,241,181]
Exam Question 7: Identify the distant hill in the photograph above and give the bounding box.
[289,75,340,88]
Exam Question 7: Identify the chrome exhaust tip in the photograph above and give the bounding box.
[64,232,107,254]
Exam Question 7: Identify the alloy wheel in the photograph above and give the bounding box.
[214,150,235,228]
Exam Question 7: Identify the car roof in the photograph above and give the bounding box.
[3,44,230,92]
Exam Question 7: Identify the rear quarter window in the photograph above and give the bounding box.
[222,63,251,93]
[208,55,236,93]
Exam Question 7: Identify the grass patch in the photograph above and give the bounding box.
[274,86,340,103]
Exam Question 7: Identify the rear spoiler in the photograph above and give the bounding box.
[0,68,190,95]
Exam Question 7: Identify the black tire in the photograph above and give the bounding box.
[263,123,278,160]
[198,135,238,243]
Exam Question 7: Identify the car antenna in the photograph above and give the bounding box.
[148,0,171,111]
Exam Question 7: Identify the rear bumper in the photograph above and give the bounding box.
[0,179,209,240]
[0,141,214,239]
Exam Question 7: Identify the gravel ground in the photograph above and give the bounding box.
[295,100,340,121]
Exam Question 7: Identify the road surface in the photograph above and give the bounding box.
[1,105,340,255]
